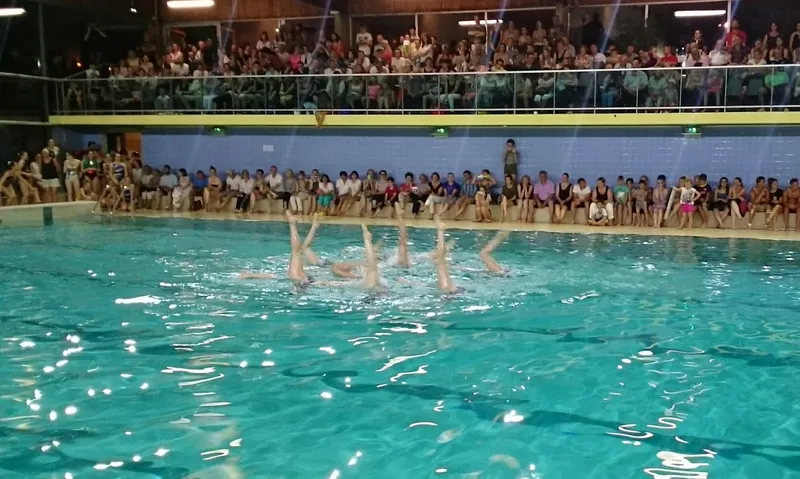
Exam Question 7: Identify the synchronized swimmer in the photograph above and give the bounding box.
[239,204,508,293]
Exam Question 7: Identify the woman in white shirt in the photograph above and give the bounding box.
[172,169,193,210]
[235,169,255,213]
[572,177,592,222]
[256,32,272,52]
[334,171,349,215]
[708,40,729,66]
[415,38,434,63]
[290,171,310,215]
[343,171,363,216]
[221,169,240,211]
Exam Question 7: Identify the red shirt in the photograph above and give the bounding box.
[660,54,678,66]
[385,184,399,199]
[725,29,747,49]
[400,182,415,193]
[331,40,345,58]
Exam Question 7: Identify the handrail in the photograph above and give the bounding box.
[63,63,116,80]
[5,63,799,83]
[0,72,52,81]
[42,62,800,116]
[50,63,800,82]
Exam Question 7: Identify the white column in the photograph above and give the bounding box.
[726,0,732,30]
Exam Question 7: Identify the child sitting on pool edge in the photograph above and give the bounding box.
[678,177,700,230]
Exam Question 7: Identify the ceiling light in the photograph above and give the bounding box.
[674,10,726,18]
[458,19,503,27]
[0,7,26,17]
[166,0,214,9]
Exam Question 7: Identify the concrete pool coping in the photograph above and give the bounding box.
[128,210,800,242]
[2,202,796,241]
[0,202,95,227]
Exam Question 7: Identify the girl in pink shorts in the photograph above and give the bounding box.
[678,177,701,230]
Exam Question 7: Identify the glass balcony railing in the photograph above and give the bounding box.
[0,74,55,120]
[40,64,800,115]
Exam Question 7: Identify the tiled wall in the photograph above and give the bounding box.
[52,128,104,153]
[131,126,800,185]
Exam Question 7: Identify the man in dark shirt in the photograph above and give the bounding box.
[581,13,605,48]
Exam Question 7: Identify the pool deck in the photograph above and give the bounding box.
[129,210,800,242]
[0,201,95,227]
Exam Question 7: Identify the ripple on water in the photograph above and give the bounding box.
[1,221,799,478]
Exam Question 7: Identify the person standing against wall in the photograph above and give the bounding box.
[502,139,518,183]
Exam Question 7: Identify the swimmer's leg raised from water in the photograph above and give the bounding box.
[396,203,410,268]
[432,218,457,294]
[302,214,322,265]
[361,224,382,290]
[286,212,307,283]
[479,230,510,273]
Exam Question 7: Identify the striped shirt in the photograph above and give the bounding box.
[462,182,478,198]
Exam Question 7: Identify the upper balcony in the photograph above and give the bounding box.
[43,64,800,127]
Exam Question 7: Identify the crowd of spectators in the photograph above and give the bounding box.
[5,138,800,232]
[62,17,800,113]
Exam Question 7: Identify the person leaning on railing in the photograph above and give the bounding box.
[764,65,791,108]
[645,69,668,110]
[794,69,800,104]
[622,58,648,108]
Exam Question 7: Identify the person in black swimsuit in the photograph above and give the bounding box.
[40,151,61,204]
[765,177,784,231]
[554,173,573,224]
[589,177,614,226]
[499,174,517,222]
[711,176,730,228]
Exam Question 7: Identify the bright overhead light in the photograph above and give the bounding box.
[458,19,503,27]
[166,0,214,9]
[0,7,26,17]
[674,9,726,18]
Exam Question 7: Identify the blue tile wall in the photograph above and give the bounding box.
[139,126,800,186]
[52,128,104,153]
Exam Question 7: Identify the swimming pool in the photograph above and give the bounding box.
[2,217,798,479]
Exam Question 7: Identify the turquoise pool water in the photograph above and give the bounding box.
[1,218,799,479]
